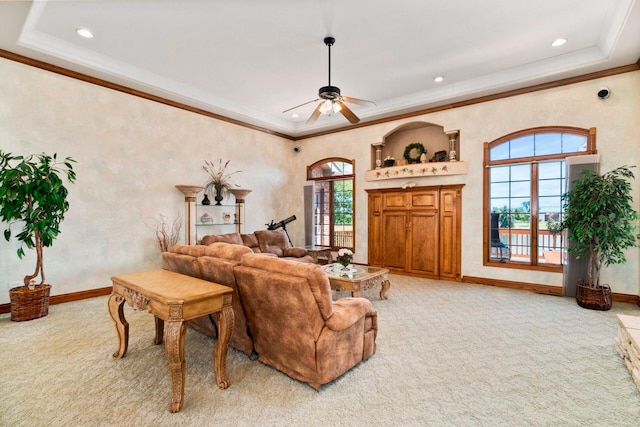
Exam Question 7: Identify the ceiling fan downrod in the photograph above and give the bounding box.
[319,37,340,102]
[324,36,335,87]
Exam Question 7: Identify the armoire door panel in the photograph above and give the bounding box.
[410,191,438,209]
[439,214,456,277]
[368,194,383,266]
[439,189,460,279]
[382,193,407,210]
[409,212,438,274]
[382,212,407,269]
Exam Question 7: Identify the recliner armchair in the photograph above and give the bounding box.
[233,253,377,389]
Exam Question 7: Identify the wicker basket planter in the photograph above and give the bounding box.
[9,284,52,321]
[576,281,612,311]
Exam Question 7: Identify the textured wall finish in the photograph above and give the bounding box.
[0,57,638,302]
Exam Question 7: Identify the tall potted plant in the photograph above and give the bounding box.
[561,165,639,310]
[0,150,77,321]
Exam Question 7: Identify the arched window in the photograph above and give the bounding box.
[483,126,596,270]
[307,158,355,250]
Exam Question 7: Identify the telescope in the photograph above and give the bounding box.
[266,215,296,246]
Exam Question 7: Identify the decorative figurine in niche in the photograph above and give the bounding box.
[383,156,396,167]
[447,131,459,162]
[431,150,447,162]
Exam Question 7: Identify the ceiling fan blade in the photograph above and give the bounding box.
[342,96,376,106]
[282,98,319,113]
[337,101,360,124]
[306,103,323,124]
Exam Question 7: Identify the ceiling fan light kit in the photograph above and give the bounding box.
[283,36,375,125]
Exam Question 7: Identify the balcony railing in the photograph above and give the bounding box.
[496,228,566,263]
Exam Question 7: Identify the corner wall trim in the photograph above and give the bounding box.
[462,276,563,295]
[463,275,640,307]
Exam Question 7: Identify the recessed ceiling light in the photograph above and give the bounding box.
[551,38,567,47]
[292,113,299,118]
[434,76,444,83]
[75,28,94,39]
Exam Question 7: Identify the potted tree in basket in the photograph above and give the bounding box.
[0,150,77,321]
[561,165,639,310]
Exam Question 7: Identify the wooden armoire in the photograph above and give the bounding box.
[366,184,463,281]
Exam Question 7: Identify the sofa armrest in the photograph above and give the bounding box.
[283,247,308,258]
[325,298,372,331]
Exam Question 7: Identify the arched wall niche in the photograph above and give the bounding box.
[370,121,455,169]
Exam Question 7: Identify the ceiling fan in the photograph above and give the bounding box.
[283,36,375,125]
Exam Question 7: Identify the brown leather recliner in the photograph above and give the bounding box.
[234,253,378,389]
[162,243,255,357]
[195,243,255,356]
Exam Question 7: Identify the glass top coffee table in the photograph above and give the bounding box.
[322,264,390,300]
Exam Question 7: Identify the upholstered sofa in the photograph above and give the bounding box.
[234,253,378,389]
[200,230,315,263]
[162,242,378,389]
[162,242,255,356]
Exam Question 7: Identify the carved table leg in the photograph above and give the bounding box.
[212,306,235,389]
[351,282,362,298]
[165,320,187,413]
[154,316,164,345]
[108,293,129,358]
[380,279,391,300]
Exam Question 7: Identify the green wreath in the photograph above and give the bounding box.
[403,143,426,164]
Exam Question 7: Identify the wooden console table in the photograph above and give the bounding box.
[109,269,235,413]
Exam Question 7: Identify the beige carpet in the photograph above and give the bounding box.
[2,275,640,426]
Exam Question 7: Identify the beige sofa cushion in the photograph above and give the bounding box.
[239,253,333,320]
[201,232,243,246]
[169,244,207,257]
[254,229,290,257]
[161,252,201,278]
[241,233,261,252]
[204,241,253,261]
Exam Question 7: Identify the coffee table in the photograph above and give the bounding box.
[322,264,390,299]
[109,269,234,413]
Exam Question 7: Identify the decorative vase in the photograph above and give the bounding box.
[201,194,211,205]
[214,184,224,206]
[338,257,351,269]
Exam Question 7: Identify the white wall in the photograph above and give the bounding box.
[1,56,638,303]
[0,58,299,304]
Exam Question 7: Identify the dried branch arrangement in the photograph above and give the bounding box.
[146,213,182,252]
